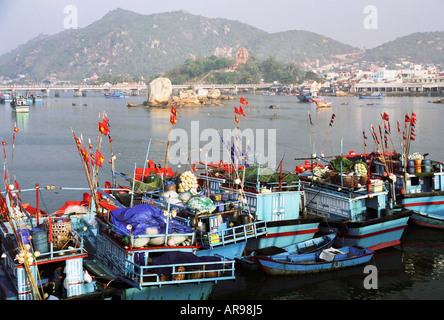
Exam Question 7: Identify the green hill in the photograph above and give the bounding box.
[364,31,444,66]
[0,8,442,82]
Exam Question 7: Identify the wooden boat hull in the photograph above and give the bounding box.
[258,246,374,275]
[246,218,321,251]
[122,282,214,300]
[317,210,412,250]
[399,193,444,229]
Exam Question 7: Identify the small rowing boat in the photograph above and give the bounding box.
[257,245,374,275]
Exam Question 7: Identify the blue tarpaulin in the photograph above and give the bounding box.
[110,204,193,236]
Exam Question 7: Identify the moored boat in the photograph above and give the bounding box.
[85,201,236,300]
[359,92,385,99]
[300,154,412,251]
[194,163,322,252]
[11,97,30,113]
[257,245,374,275]
[315,101,332,108]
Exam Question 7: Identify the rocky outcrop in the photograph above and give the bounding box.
[207,88,221,99]
[147,77,172,105]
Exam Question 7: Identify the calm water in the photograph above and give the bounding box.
[1,91,443,300]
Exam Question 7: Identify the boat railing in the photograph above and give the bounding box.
[306,179,388,198]
[195,220,267,249]
[121,257,236,288]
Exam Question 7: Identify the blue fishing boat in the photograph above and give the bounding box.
[105,91,128,99]
[378,155,444,229]
[194,163,322,252]
[0,188,98,300]
[105,169,268,260]
[301,154,411,251]
[359,92,385,99]
[297,91,314,102]
[257,245,374,275]
[84,201,236,300]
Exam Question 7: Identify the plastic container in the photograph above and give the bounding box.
[422,159,432,173]
[20,229,31,246]
[407,160,415,174]
[414,159,422,173]
[31,228,49,253]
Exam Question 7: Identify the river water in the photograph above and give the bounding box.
[1,91,443,300]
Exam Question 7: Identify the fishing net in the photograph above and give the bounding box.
[239,166,299,183]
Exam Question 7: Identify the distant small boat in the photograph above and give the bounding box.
[316,101,332,108]
[11,97,30,113]
[269,105,279,109]
[257,245,374,275]
[105,92,129,99]
[359,93,385,99]
[127,102,145,107]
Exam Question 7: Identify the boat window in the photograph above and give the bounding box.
[410,176,420,186]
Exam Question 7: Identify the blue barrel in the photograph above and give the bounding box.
[31,228,49,253]
[20,229,31,246]
[214,201,225,212]
[422,159,432,173]
[407,160,415,174]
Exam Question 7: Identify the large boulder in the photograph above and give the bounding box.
[178,90,201,105]
[147,77,172,105]
[207,88,221,99]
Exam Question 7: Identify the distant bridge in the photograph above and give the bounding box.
[0,83,274,96]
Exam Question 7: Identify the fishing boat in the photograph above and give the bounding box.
[11,97,30,113]
[257,245,374,276]
[300,154,412,251]
[83,201,236,300]
[315,101,332,108]
[106,167,268,260]
[0,187,99,300]
[193,162,322,252]
[297,91,315,102]
[359,92,385,99]
[105,91,128,99]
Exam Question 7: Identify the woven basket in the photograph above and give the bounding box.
[186,268,203,279]
[43,218,72,249]
[172,266,186,281]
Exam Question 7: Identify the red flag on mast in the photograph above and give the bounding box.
[240,97,248,105]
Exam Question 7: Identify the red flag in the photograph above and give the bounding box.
[412,112,417,118]
[95,150,105,167]
[239,106,246,117]
[15,180,21,193]
[382,112,389,121]
[234,106,240,115]
[171,105,178,116]
[170,114,177,125]
[240,97,248,105]
[235,115,239,124]
[99,120,110,135]
[1,141,5,146]
[13,126,19,133]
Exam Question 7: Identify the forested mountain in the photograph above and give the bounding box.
[0,8,441,82]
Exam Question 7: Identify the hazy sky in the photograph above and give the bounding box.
[1,0,443,56]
